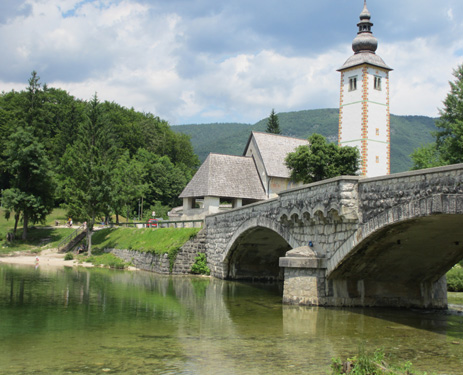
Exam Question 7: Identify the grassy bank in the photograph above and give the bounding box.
[90,227,201,270]
[0,208,75,254]
[0,227,76,254]
[91,227,200,254]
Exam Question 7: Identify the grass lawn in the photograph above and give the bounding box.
[448,292,463,305]
[91,227,200,255]
[0,207,74,254]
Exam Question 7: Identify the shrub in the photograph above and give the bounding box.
[168,247,181,273]
[330,347,420,375]
[447,266,463,292]
[86,253,128,269]
[64,252,74,261]
[191,253,210,275]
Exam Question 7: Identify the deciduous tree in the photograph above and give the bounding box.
[110,150,147,224]
[285,133,359,183]
[411,64,463,169]
[3,126,54,239]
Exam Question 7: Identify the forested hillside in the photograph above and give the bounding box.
[173,109,437,173]
[0,72,199,238]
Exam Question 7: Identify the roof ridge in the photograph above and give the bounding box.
[252,131,307,142]
[209,152,253,159]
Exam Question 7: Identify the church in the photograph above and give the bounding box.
[176,1,391,220]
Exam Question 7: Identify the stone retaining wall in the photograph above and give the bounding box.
[107,229,207,274]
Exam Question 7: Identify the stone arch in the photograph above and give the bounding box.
[326,208,342,223]
[302,211,312,222]
[327,195,463,284]
[221,216,301,281]
[312,209,325,224]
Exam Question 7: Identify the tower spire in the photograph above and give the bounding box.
[337,2,392,177]
[352,1,376,54]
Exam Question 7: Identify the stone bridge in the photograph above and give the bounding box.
[204,164,463,309]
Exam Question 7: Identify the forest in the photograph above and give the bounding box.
[0,72,199,239]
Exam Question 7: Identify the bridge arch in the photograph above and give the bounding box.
[326,196,463,308]
[328,195,463,279]
[222,217,300,281]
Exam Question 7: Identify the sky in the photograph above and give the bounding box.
[1,0,463,125]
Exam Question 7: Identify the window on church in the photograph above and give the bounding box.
[374,76,382,90]
[349,77,357,91]
[376,156,380,163]
[376,128,379,136]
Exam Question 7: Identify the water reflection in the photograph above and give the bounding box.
[0,264,463,374]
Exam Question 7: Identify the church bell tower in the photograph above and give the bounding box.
[338,1,392,177]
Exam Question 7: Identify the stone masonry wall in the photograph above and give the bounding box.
[108,229,207,275]
[359,163,463,224]
[327,164,463,277]
[205,176,361,279]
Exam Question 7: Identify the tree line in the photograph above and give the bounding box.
[411,64,463,169]
[0,72,199,249]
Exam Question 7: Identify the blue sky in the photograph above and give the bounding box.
[1,0,463,125]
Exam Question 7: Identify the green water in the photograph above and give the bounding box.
[1,264,463,374]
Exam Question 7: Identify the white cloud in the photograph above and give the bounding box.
[1,0,463,124]
[384,37,462,117]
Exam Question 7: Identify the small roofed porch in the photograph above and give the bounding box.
[181,196,262,220]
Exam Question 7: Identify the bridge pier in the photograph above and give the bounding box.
[279,247,329,306]
[280,246,448,308]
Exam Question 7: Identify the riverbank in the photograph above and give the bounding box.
[0,248,94,268]
[0,248,140,270]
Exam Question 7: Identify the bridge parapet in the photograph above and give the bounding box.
[359,163,463,223]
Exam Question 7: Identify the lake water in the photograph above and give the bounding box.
[1,264,463,375]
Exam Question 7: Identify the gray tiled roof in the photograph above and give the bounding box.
[246,132,309,178]
[338,51,392,71]
[179,153,266,199]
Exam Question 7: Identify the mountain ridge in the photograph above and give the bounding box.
[172,108,437,173]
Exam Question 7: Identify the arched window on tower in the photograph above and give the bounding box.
[374,76,382,90]
[349,76,357,91]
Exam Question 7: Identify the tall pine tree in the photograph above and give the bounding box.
[266,109,281,134]
[58,94,116,254]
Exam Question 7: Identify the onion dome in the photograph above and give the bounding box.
[337,1,392,71]
[352,1,377,54]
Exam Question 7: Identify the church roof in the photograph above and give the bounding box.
[244,131,309,179]
[179,153,266,200]
[338,52,392,71]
